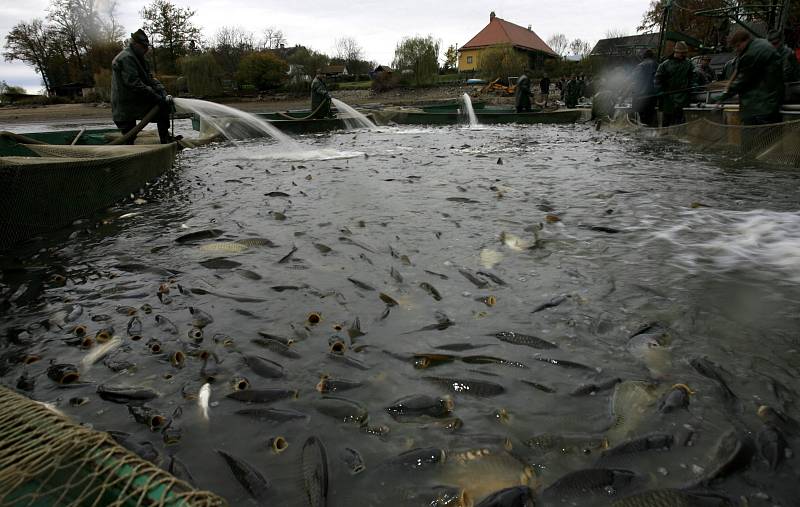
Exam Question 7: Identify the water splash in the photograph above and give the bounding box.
[461,93,480,129]
[331,98,376,129]
[654,209,800,282]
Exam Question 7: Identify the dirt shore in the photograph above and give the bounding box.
[0,86,516,125]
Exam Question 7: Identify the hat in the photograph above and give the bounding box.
[674,41,688,53]
[131,29,150,47]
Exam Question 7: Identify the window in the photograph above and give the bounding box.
[466,56,473,64]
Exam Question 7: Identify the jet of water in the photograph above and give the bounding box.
[331,98,377,130]
[174,97,300,150]
[461,93,480,129]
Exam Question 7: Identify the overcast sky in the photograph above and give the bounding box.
[1,0,648,93]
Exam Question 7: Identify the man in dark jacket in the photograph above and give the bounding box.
[631,49,658,126]
[515,70,532,112]
[564,75,580,108]
[310,70,333,118]
[539,74,551,106]
[718,30,783,125]
[655,41,696,126]
[768,30,799,83]
[111,29,172,144]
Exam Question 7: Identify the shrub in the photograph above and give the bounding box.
[236,52,289,91]
[179,54,224,97]
[371,72,400,93]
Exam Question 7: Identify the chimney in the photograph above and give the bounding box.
[490,11,496,21]
[527,25,532,31]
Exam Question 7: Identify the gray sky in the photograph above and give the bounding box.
[1,0,648,93]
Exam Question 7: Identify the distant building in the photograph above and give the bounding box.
[590,32,704,69]
[320,65,349,78]
[457,12,557,72]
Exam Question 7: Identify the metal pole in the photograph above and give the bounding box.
[657,0,673,61]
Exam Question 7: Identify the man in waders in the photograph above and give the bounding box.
[311,70,333,118]
[515,70,532,113]
[631,49,658,126]
[111,29,173,144]
[654,41,696,127]
[539,74,551,106]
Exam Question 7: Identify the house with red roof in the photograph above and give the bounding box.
[458,12,558,72]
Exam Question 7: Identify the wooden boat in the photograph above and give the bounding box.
[371,108,584,125]
[419,100,487,113]
[190,112,377,135]
[0,137,177,249]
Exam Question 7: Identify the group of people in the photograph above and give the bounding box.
[514,73,591,112]
[631,28,799,127]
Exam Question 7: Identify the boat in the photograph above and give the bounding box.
[0,138,177,249]
[371,107,584,125]
[419,100,487,113]
[190,112,377,135]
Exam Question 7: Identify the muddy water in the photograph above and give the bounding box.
[2,123,800,506]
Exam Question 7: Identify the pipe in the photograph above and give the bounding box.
[70,128,85,145]
[107,104,161,145]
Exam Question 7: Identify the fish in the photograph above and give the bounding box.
[446,197,480,204]
[81,337,122,370]
[414,353,458,369]
[409,311,455,333]
[168,455,196,486]
[347,317,365,340]
[424,269,449,280]
[520,380,557,393]
[128,405,167,431]
[525,434,608,455]
[379,292,399,306]
[16,372,35,391]
[316,376,363,393]
[338,237,376,253]
[757,424,786,470]
[610,489,735,507]
[390,266,403,283]
[401,486,467,507]
[236,269,263,280]
[328,353,370,370]
[216,449,270,501]
[314,396,368,424]
[154,315,178,334]
[227,389,298,403]
[347,277,376,291]
[97,384,158,403]
[423,376,505,397]
[531,294,570,313]
[340,447,366,475]
[65,304,83,322]
[300,436,329,507]
[126,317,142,336]
[386,394,454,421]
[314,243,332,254]
[419,282,442,301]
[251,338,300,359]
[116,306,138,316]
[459,268,489,288]
[199,258,242,269]
[689,357,738,410]
[234,408,309,422]
[176,229,224,243]
[189,307,214,328]
[757,405,800,435]
[436,343,490,352]
[108,431,159,463]
[571,378,621,396]
[500,231,533,251]
[385,447,447,470]
[271,285,304,292]
[541,469,637,504]
[628,329,672,379]
[440,449,536,503]
[489,331,558,349]
[657,384,692,413]
[534,357,596,372]
[589,225,621,234]
[47,363,80,384]
[198,383,211,421]
[277,246,298,264]
[199,242,249,254]
[268,436,289,454]
[462,355,527,369]
[475,486,535,507]
[479,249,504,270]
[257,331,295,346]
[597,434,673,466]
[244,355,284,379]
[265,191,290,197]
[476,270,507,286]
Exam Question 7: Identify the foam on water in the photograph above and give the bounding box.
[236,148,365,162]
[654,209,800,282]
[331,98,376,130]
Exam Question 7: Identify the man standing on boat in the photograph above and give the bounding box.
[717,30,784,126]
[539,74,551,107]
[311,70,333,118]
[515,69,532,113]
[768,30,799,88]
[564,75,580,108]
[631,49,658,126]
[654,41,696,126]
[111,29,173,144]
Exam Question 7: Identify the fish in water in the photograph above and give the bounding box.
[436,343,490,352]
[244,355,285,379]
[531,294,570,313]
[414,353,458,369]
[300,436,329,507]
[476,486,535,507]
[314,396,368,424]
[189,307,214,328]
[385,447,446,470]
[379,292,399,307]
[176,229,224,243]
[47,363,80,384]
[424,269,449,280]
[108,431,159,463]
[251,338,300,359]
[525,434,608,455]
[571,378,621,396]
[198,383,210,421]
[127,316,142,336]
[440,449,536,503]
[689,357,739,411]
[489,331,558,349]
[338,237,376,253]
[340,447,366,475]
[316,375,363,394]
[234,408,309,422]
[227,389,298,403]
[265,191,290,197]
[462,355,527,369]
[446,197,481,204]
[419,282,442,301]
[97,384,158,403]
[757,424,787,470]
[347,277,376,291]
[500,231,533,251]
[347,317,365,340]
[476,270,507,286]
[597,434,673,467]
[459,268,489,288]
[409,311,455,333]
[199,258,242,269]
[423,376,505,397]
[168,455,196,487]
[314,243,332,254]
[81,337,122,370]
[610,489,735,507]
[520,380,557,393]
[542,469,637,504]
[628,328,672,380]
[386,394,454,421]
[534,357,596,372]
[389,266,403,283]
[198,242,248,254]
[657,384,692,413]
[277,246,298,264]
[588,225,621,234]
[216,449,271,501]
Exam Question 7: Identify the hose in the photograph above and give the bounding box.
[107,104,161,145]
[275,98,331,121]
[0,132,47,145]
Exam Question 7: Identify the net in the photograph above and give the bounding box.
[0,386,226,507]
[0,144,176,249]
[611,113,800,168]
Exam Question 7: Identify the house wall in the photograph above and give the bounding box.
[458,49,482,71]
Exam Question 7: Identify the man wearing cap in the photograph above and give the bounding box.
[768,30,799,84]
[310,70,332,118]
[111,29,173,144]
[631,49,658,126]
[717,29,783,126]
[696,55,716,85]
[515,69,532,113]
[654,41,696,126]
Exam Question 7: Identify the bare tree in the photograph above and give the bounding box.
[569,38,593,58]
[546,33,569,57]
[141,0,202,73]
[604,28,629,39]
[213,26,254,75]
[334,37,362,64]
[3,19,59,93]
[261,27,286,50]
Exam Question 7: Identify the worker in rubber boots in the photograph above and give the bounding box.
[311,70,333,118]
[111,29,173,144]
[631,49,658,126]
[718,30,784,125]
[654,41,696,126]
[515,69,532,113]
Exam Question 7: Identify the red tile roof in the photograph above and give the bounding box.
[460,16,557,57]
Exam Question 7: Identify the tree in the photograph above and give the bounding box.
[569,38,592,58]
[286,46,329,78]
[477,44,527,80]
[236,52,288,90]
[605,28,629,39]
[546,33,569,57]
[213,26,254,75]
[443,44,457,71]
[3,19,59,93]
[334,37,367,74]
[261,27,286,50]
[140,0,202,74]
[392,36,440,85]
[180,53,224,96]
